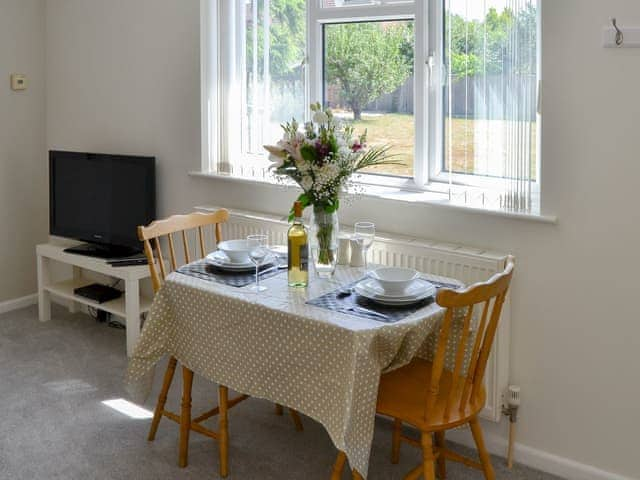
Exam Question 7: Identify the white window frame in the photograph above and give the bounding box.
[426,0,542,193]
[308,1,426,189]
[201,0,542,202]
[200,0,219,173]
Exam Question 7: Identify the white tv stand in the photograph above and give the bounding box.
[36,243,152,357]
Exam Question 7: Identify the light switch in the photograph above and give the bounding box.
[10,74,27,91]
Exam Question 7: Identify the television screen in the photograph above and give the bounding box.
[49,151,156,253]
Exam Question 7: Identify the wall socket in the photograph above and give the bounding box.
[10,74,27,91]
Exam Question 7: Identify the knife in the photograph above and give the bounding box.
[341,305,391,321]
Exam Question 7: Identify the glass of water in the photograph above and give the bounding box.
[354,222,375,271]
[247,234,269,292]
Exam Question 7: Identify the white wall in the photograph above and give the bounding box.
[45,1,640,478]
[0,0,47,303]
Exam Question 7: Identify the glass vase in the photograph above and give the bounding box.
[309,206,339,279]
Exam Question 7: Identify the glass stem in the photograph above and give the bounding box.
[255,265,260,291]
[364,248,368,272]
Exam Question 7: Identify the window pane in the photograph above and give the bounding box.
[322,0,413,6]
[322,0,375,6]
[324,20,415,177]
[443,0,538,181]
[243,0,306,155]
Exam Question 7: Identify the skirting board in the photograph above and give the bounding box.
[444,426,635,480]
[0,294,38,315]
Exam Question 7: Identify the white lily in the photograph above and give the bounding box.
[313,111,329,125]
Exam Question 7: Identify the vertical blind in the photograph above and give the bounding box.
[444,0,539,212]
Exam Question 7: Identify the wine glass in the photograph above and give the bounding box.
[354,222,375,272]
[247,234,269,293]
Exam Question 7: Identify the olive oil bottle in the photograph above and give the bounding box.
[288,201,309,287]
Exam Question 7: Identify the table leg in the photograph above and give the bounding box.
[37,254,51,322]
[219,385,229,478]
[124,279,141,357]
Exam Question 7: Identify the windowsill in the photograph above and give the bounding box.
[189,170,558,225]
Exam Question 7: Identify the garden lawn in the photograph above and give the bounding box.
[350,113,537,179]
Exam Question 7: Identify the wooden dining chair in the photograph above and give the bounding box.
[332,256,515,480]
[138,209,303,478]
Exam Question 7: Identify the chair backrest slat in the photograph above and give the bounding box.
[426,308,453,415]
[198,226,206,258]
[143,239,161,292]
[425,256,514,422]
[471,291,507,400]
[154,238,168,279]
[459,299,490,410]
[167,233,178,271]
[444,304,474,420]
[138,210,230,293]
[215,223,222,244]
[181,230,192,264]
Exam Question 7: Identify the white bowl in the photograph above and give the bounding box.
[368,267,420,295]
[217,239,252,264]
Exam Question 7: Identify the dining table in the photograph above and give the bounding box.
[125,259,464,478]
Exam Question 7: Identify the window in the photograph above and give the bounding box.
[240,0,307,156]
[435,0,539,211]
[323,20,415,177]
[204,0,540,213]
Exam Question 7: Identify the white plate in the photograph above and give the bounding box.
[355,288,435,306]
[269,245,288,258]
[357,278,434,299]
[207,251,254,267]
[360,296,431,307]
[208,260,256,272]
[206,251,256,272]
[355,279,435,306]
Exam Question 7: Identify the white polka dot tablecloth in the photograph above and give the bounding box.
[125,265,463,478]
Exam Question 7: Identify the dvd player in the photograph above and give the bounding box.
[74,283,123,304]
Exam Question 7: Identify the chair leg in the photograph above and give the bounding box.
[331,451,347,480]
[352,469,364,480]
[178,367,194,468]
[421,432,437,480]
[275,403,284,416]
[405,464,424,480]
[289,408,304,431]
[391,418,402,464]
[148,356,178,441]
[469,417,495,480]
[219,385,230,478]
[435,431,446,479]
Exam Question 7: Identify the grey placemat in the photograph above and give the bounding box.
[176,259,284,288]
[306,278,460,324]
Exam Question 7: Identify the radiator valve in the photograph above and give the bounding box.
[502,385,520,468]
[503,385,520,421]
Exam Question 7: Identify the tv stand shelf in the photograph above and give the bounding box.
[36,243,152,357]
[43,279,153,318]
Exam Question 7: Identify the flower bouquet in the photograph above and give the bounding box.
[264,102,400,277]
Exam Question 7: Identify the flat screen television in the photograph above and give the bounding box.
[49,150,156,258]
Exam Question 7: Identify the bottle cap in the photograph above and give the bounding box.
[293,201,303,218]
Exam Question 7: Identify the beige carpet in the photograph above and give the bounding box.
[0,304,563,480]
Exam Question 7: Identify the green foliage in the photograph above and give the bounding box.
[446,5,536,78]
[325,22,413,120]
[246,0,306,83]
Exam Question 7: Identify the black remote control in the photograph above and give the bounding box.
[108,259,148,267]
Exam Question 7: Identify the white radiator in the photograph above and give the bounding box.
[198,206,511,422]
